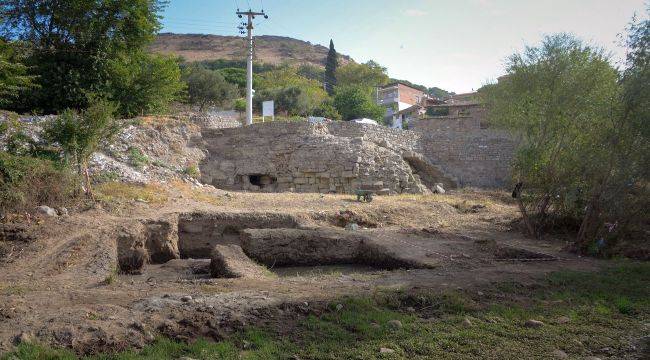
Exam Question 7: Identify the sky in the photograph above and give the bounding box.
[160,0,648,93]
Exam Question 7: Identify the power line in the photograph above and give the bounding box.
[165,17,237,25]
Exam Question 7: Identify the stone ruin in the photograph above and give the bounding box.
[200,122,456,194]
[199,119,515,194]
[116,211,437,279]
[2,112,515,193]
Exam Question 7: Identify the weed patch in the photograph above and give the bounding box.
[0,152,79,214]
[4,263,648,359]
[95,182,168,205]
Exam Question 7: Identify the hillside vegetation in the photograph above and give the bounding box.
[151,33,353,67]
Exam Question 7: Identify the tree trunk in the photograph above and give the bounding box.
[517,197,536,238]
[576,194,601,251]
[512,183,536,238]
[83,162,94,200]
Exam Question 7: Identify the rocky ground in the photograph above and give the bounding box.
[0,184,625,356]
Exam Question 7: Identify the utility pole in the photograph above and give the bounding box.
[237,9,268,126]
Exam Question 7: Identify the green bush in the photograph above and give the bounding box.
[333,86,385,121]
[0,152,78,214]
[183,65,238,111]
[482,30,649,252]
[42,99,121,196]
[183,163,200,179]
[128,147,149,169]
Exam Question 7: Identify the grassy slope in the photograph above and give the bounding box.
[4,262,649,360]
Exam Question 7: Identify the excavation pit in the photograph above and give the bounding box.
[177,211,304,259]
[118,212,434,277]
[473,239,557,262]
[208,228,435,279]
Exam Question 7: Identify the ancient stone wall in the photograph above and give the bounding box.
[199,121,435,194]
[411,117,517,188]
[199,118,516,193]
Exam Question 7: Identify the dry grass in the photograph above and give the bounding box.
[169,180,223,205]
[214,190,517,231]
[95,182,169,205]
[0,282,29,295]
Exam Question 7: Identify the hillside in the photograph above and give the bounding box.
[151,33,353,67]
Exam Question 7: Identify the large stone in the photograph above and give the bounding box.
[524,319,544,328]
[210,244,269,279]
[116,216,180,272]
[36,205,58,217]
[144,215,180,263]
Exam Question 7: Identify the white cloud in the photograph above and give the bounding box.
[404,9,428,17]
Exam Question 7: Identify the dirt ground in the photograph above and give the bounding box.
[0,185,604,355]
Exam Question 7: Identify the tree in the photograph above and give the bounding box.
[0,0,167,113]
[297,63,325,82]
[0,40,36,107]
[324,39,338,96]
[42,99,120,197]
[333,86,385,121]
[312,98,341,120]
[336,60,389,91]
[233,98,246,119]
[482,32,649,254]
[183,66,238,111]
[254,86,312,117]
[108,52,184,117]
[256,66,328,115]
[217,67,261,94]
[428,87,455,99]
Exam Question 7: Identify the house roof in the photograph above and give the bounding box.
[379,82,425,93]
[423,97,480,107]
[394,104,423,116]
[433,92,481,106]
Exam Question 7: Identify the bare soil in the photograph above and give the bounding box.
[0,187,602,355]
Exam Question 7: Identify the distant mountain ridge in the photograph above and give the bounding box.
[151,33,353,67]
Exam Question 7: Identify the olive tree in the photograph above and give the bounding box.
[183,66,238,111]
[482,32,649,254]
[42,99,120,197]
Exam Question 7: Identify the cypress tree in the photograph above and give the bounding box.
[324,39,338,96]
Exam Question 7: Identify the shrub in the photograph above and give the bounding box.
[128,147,149,169]
[42,99,121,197]
[482,30,649,253]
[0,152,78,214]
[333,86,385,121]
[183,163,200,179]
[183,65,238,111]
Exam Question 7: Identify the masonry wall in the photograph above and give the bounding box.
[410,117,516,188]
[199,121,432,194]
[199,119,516,193]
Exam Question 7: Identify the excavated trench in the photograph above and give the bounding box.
[116,211,558,280]
[116,211,434,278]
